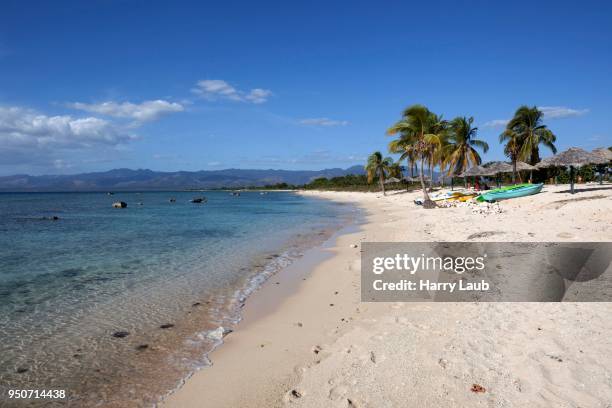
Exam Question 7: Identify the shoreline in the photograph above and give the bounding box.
[162,185,612,407]
[160,192,376,408]
[0,191,353,408]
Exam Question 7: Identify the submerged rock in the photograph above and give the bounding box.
[159,323,174,329]
[112,331,130,338]
[41,216,60,221]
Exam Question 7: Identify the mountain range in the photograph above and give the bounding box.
[0,166,366,191]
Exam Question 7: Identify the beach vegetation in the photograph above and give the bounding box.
[365,151,395,196]
[504,106,557,165]
[387,104,447,208]
[443,116,489,177]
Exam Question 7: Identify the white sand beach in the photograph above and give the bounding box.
[162,184,612,407]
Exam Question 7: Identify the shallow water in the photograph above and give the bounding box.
[0,191,353,407]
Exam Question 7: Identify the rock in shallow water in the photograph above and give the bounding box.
[112,331,130,338]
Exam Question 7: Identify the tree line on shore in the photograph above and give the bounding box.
[365,104,561,205]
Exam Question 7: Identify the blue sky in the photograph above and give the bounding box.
[1,0,611,175]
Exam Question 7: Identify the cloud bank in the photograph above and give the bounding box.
[539,106,589,119]
[69,100,184,122]
[299,117,349,127]
[0,106,135,168]
[192,80,272,104]
[0,106,132,149]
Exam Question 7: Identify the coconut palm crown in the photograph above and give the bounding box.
[365,151,394,195]
[387,104,446,207]
[443,116,489,176]
[505,106,557,165]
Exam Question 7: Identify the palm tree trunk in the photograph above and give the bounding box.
[429,161,434,188]
[512,160,517,184]
[419,157,435,208]
[379,172,386,196]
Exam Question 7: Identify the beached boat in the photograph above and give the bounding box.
[478,183,543,202]
[475,183,530,202]
[414,191,471,205]
[446,193,476,202]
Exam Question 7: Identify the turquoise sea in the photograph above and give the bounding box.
[0,191,354,407]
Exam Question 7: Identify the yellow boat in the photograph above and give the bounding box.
[445,193,476,202]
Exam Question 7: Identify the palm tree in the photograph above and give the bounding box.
[387,104,444,208]
[506,106,557,165]
[389,162,403,179]
[388,133,417,177]
[499,128,522,183]
[365,151,394,196]
[444,116,489,176]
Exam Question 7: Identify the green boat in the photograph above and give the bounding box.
[478,183,543,202]
[475,184,529,202]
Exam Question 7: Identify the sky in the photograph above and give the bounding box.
[1,0,611,176]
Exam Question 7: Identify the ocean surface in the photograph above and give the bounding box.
[0,191,354,407]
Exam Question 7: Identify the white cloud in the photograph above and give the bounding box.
[69,100,184,122]
[539,106,589,119]
[481,106,588,129]
[207,161,222,167]
[53,159,72,169]
[482,119,509,128]
[0,106,133,149]
[192,80,272,104]
[299,117,350,127]
[244,88,273,104]
[0,106,135,169]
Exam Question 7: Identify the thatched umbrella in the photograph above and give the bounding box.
[404,175,430,183]
[442,170,461,190]
[481,162,512,188]
[591,148,612,184]
[460,165,495,177]
[459,165,495,190]
[536,147,608,194]
[483,161,537,185]
[482,161,513,174]
[384,177,401,184]
[592,148,612,162]
[514,161,537,171]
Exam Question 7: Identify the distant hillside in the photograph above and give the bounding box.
[0,166,366,191]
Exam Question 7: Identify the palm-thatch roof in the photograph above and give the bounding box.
[536,147,608,169]
[481,161,536,174]
[460,165,495,177]
[514,161,537,171]
[384,177,401,184]
[482,161,513,174]
[592,147,612,162]
[403,175,430,182]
